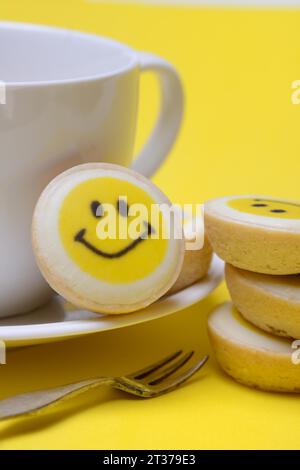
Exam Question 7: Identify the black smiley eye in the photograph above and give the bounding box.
[117,197,128,217]
[251,199,288,214]
[91,201,103,218]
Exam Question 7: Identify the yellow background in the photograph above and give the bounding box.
[1,0,300,449]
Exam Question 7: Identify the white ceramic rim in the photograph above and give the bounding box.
[0,21,139,87]
[0,256,224,345]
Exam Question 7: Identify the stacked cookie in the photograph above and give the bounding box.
[205,195,300,392]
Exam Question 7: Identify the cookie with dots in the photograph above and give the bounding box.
[205,195,300,274]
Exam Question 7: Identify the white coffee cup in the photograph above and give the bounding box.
[0,22,184,317]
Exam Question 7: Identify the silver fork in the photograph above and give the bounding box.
[0,350,208,420]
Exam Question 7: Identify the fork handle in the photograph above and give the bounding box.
[0,377,113,420]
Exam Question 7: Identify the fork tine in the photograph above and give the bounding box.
[151,355,209,395]
[128,350,183,380]
[147,351,195,386]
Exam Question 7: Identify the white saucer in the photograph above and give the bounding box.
[0,256,224,347]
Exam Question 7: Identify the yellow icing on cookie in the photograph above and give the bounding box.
[227,197,300,219]
[59,177,168,283]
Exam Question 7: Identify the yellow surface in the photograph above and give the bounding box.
[228,196,300,219]
[1,0,300,450]
[60,176,167,283]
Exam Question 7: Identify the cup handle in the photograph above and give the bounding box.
[131,52,184,178]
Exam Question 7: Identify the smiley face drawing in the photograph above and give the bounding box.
[227,197,300,220]
[204,194,300,275]
[32,164,184,314]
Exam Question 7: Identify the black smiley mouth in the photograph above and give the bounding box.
[74,221,154,259]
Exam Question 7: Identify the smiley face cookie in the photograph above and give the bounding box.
[208,302,300,392]
[32,163,184,314]
[205,195,300,274]
[225,263,300,339]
